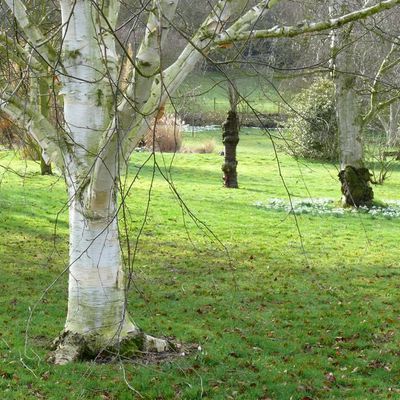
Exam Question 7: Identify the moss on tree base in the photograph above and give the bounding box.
[47,330,174,365]
[338,166,373,207]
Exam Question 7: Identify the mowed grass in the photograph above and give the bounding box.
[1,129,400,399]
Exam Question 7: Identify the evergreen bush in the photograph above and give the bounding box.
[286,78,338,161]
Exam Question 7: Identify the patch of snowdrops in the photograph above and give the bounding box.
[254,198,400,219]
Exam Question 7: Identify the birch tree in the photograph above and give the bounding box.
[1,0,399,364]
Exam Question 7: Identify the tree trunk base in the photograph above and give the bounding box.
[47,330,173,365]
[338,166,373,207]
[40,157,53,175]
[222,162,238,188]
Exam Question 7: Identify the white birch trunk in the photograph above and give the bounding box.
[50,1,170,363]
[65,193,136,339]
[55,1,137,358]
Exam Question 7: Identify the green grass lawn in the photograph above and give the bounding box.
[172,72,281,115]
[2,130,400,399]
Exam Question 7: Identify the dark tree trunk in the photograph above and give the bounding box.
[222,110,239,188]
[40,155,53,175]
[338,166,373,207]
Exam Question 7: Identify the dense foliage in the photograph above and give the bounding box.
[286,78,338,161]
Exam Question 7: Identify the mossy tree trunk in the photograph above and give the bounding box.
[222,110,240,188]
[37,79,52,176]
[23,137,53,175]
[338,166,373,207]
[331,16,373,207]
[222,82,240,188]
[27,73,54,175]
[335,72,373,206]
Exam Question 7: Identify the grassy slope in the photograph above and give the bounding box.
[173,72,280,115]
[1,130,400,399]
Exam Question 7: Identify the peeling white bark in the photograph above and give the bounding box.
[329,1,364,170]
[132,0,179,109]
[66,196,137,340]
[60,0,118,198]
[59,0,134,345]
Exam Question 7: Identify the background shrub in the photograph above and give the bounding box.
[285,78,338,161]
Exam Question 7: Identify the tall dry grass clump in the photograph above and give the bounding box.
[181,139,216,154]
[0,115,23,149]
[145,113,183,153]
[1,114,42,159]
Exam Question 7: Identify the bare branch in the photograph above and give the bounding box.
[0,32,43,71]
[216,0,400,44]
[364,39,400,123]
[0,93,66,168]
[118,0,251,155]
[4,0,58,66]
[131,0,179,110]
[223,0,278,39]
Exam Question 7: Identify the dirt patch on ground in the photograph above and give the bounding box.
[95,340,200,365]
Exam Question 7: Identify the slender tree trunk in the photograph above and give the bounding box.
[38,79,52,175]
[24,137,52,175]
[387,102,400,147]
[222,82,240,188]
[222,110,240,188]
[27,78,53,175]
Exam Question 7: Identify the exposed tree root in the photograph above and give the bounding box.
[47,330,174,365]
